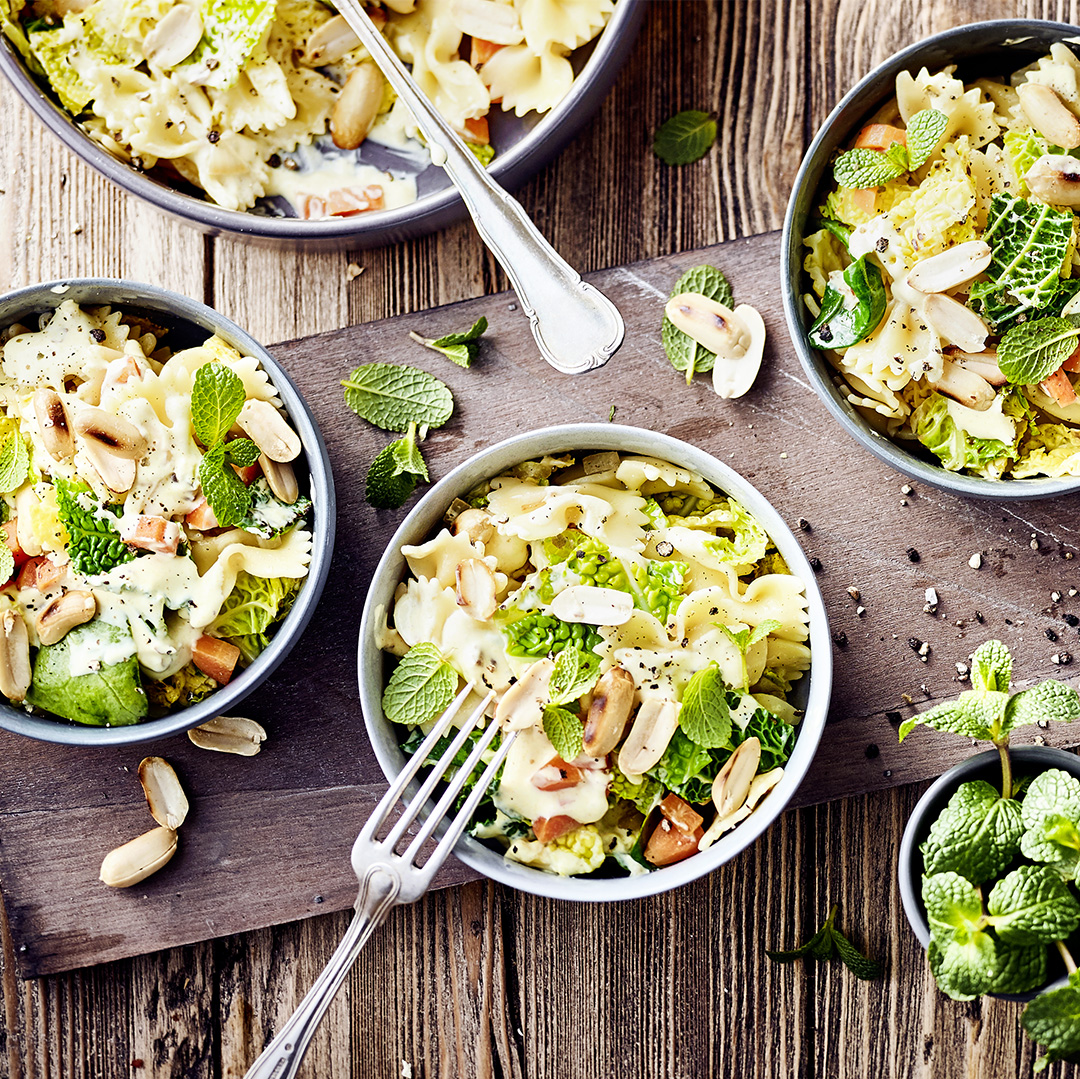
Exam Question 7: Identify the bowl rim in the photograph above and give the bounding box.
[780,18,1080,502]
[0,277,337,746]
[357,422,833,902]
[0,1,647,243]
[896,744,1080,1002]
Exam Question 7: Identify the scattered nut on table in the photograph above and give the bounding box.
[99,826,178,888]
[138,756,190,830]
[188,715,268,756]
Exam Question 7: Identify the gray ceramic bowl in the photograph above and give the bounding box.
[782,19,1080,501]
[898,745,1080,1001]
[0,279,336,746]
[0,3,645,247]
[358,423,832,901]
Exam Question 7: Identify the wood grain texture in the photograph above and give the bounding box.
[5,1,1080,1077]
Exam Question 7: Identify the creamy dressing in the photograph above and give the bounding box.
[945,395,1017,443]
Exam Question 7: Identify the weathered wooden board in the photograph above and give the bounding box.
[3,228,1080,978]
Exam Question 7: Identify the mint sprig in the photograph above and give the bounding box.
[653,110,717,166]
[382,642,457,728]
[767,904,882,979]
[191,363,260,528]
[1021,770,1080,879]
[542,704,584,762]
[832,109,947,188]
[409,317,488,369]
[365,422,429,510]
[716,618,781,692]
[342,362,454,432]
[678,663,733,749]
[998,316,1080,385]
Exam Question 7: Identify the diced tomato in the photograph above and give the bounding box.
[658,793,704,835]
[17,555,63,592]
[1063,343,1080,374]
[853,123,907,152]
[119,515,181,556]
[644,819,705,866]
[364,4,386,29]
[184,498,219,531]
[233,463,260,484]
[532,815,579,843]
[1041,368,1078,406]
[531,757,583,791]
[464,116,490,145]
[1,520,27,572]
[470,38,503,66]
[192,635,241,685]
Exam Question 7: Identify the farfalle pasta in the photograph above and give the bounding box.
[3,0,614,215]
[380,450,810,877]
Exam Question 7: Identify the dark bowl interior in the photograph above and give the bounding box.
[781,19,1080,501]
[0,279,336,745]
[0,1,646,247]
[898,745,1080,1002]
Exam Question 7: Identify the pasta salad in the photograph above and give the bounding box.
[804,44,1080,481]
[377,451,810,877]
[0,300,312,726]
[0,0,614,216]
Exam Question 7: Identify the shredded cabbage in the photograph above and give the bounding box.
[209,571,302,663]
[911,394,1018,475]
[1013,421,1080,478]
[803,228,848,300]
[182,0,276,91]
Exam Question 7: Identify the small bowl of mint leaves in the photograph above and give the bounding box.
[898,641,1080,1070]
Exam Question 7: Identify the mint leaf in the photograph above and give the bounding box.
[653,110,716,166]
[991,942,1049,995]
[382,643,457,728]
[987,865,1080,945]
[899,696,998,743]
[0,428,28,493]
[921,780,1023,884]
[1005,680,1080,735]
[972,640,1012,693]
[717,618,781,692]
[542,705,584,762]
[199,441,254,528]
[342,363,454,432]
[678,664,734,749]
[224,437,260,468]
[832,928,883,979]
[1021,769,1080,876]
[928,932,1005,1001]
[661,264,733,382]
[766,922,832,963]
[1023,981,1080,1071]
[906,108,949,169]
[998,316,1080,385]
[366,444,420,510]
[191,362,246,448]
[54,478,134,576]
[409,316,489,370]
[832,146,907,189]
[547,647,600,706]
[969,195,1075,329]
[923,871,987,946]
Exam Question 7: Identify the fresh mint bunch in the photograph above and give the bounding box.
[365,422,429,510]
[716,618,781,692]
[1023,969,1080,1071]
[767,904,882,979]
[1021,769,1080,880]
[988,865,1080,946]
[382,642,457,728]
[409,317,488,369]
[998,316,1080,385]
[832,109,947,188]
[191,362,261,527]
[921,780,1023,884]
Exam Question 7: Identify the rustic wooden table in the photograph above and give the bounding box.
[4,1,1080,1076]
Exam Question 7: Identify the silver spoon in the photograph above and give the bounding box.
[335,0,624,374]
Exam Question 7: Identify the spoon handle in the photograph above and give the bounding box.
[336,1,624,374]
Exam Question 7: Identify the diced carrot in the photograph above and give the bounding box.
[1041,368,1078,406]
[659,792,704,834]
[233,463,260,484]
[1064,343,1080,374]
[297,194,329,220]
[464,116,490,145]
[531,757,583,791]
[1,519,27,572]
[850,186,879,211]
[364,4,386,30]
[17,555,63,592]
[532,815,579,843]
[470,38,503,66]
[644,819,704,866]
[192,635,241,685]
[119,515,181,556]
[854,123,907,152]
[101,355,146,398]
[184,498,219,531]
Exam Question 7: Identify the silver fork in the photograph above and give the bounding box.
[243,686,511,1079]
[334,0,625,376]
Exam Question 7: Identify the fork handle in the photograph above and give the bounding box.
[243,868,399,1079]
[336,0,624,375]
